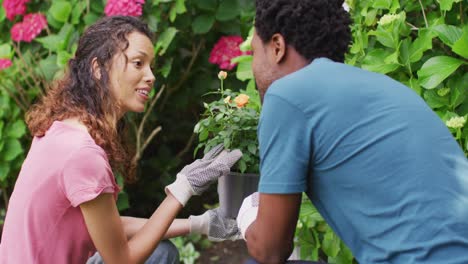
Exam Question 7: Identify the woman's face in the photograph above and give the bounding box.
[108,31,155,115]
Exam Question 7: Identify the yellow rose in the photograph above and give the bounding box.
[218,71,227,80]
[234,94,249,108]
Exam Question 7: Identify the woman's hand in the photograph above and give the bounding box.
[189,208,242,241]
[165,144,242,206]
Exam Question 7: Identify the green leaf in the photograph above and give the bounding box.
[57,50,73,67]
[248,143,257,155]
[199,129,208,142]
[408,77,422,95]
[236,58,253,81]
[362,49,400,74]
[192,14,215,34]
[160,58,173,78]
[322,230,341,257]
[216,0,239,21]
[193,122,201,133]
[399,38,411,65]
[329,242,354,264]
[424,89,450,108]
[417,56,464,89]
[46,12,63,29]
[169,0,187,22]
[437,0,461,11]
[46,23,73,52]
[433,24,463,47]
[384,51,399,64]
[368,29,396,48]
[117,191,130,211]
[0,162,10,182]
[0,121,4,139]
[71,1,86,25]
[153,0,173,5]
[35,35,63,52]
[6,120,26,138]
[154,27,178,56]
[0,6,5,22]
[452,27,468,59]
[175,0,187,14]
[83,12,99,25]
[0,44,12,59]
[49,1,72,23]
[3,139,23,162]
[409,29,434,63]
[372,0,392,9]
[449,74,468,108]
[39,55,60,81]
[194,0,217,11]
[238,158,247,173]
[231,55,252,64]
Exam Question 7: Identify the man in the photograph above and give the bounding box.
[234,0,468,263]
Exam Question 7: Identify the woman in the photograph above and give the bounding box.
[0,16,242,264]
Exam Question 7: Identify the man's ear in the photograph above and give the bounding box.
[270,33,286,64]
[91,57,101,80]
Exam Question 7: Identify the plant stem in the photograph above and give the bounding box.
[159,40,204,109]
[133,86,165,164]
[461,2,464,25]
[418,0,429,28]
[220,78,224,95]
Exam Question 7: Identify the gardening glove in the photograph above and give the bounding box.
[165,144,242,206]
[236,192,259,240]
[189,208,242,242]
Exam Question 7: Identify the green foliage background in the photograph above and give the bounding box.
[0,0,466,263]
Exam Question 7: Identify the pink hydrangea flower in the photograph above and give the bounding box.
[105,0,145,17]
[2,0,30,21]
[10,13,47,42]
[0,59,13,70]
[209,36,252,70]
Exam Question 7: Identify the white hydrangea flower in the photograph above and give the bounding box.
[378,14,401,26]
[446,116,466,129]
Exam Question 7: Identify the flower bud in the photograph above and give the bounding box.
[218,71,227,80]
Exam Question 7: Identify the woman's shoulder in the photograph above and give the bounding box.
[38,120,106,159]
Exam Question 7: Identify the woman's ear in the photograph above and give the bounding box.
[91,57,101,80]
[270,33,286,64]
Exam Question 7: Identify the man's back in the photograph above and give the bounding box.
[258,58,468,263]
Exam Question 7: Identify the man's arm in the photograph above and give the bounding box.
[245,193,301,264]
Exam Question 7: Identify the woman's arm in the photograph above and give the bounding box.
[80,192,182,264]
[120,216,189,240]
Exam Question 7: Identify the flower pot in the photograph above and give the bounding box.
[217,172,260,218]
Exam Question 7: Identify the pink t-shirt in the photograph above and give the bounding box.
[0,121,120,264]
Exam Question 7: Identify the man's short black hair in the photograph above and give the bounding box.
[255,0,351,63]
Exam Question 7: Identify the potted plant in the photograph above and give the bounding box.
[194,69,261,218]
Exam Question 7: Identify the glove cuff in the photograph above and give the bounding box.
[237,206,258,240]
[165,174,194,206]
[189,211,210,235]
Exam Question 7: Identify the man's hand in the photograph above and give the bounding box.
[165,144,242,206]
[189,208,242,241]
[236,192,259,239]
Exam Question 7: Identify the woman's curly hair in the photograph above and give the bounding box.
[255,0,351,62]
[26,16,153,183]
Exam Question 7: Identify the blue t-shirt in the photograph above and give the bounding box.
[258,58,468,263]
